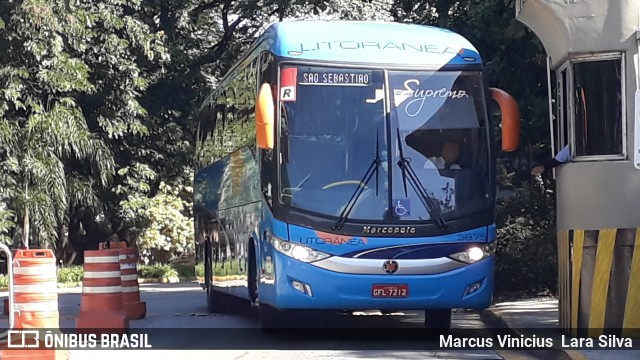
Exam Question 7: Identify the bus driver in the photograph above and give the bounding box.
[424,141,461,170]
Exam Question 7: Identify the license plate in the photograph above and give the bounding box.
[372,284,409,298]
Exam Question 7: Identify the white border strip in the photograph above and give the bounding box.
[83,271,121,279]
[14,301,58,312]
[82,286,122,294]
[13,284,58,294]
[85,256,119,263]
[13,266,56,276]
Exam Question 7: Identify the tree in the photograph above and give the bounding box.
[0,0,337,261]
[120,183,193,264]
[0,1,115,249]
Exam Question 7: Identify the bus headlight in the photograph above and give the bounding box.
[449,242,496,264]
[271,236,331,263]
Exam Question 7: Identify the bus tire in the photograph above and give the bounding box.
[248,240,258,302]
[204,239,212,306]
[259,303,283,330]
[425,309,452,330]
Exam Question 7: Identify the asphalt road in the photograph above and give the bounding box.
[2,282,539,359]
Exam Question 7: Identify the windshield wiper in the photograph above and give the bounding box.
[333,131,381,230]
[395,128,449,231]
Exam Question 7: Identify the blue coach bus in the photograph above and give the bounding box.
[193,21,520,329]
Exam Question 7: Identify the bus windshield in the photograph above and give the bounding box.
[279,66,387,221]
[278,65,491,224]
[388,70,491,221]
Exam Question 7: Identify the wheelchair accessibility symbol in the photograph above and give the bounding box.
[393,199,410,217]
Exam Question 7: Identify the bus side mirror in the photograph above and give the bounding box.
[256,83,275,150]
[490,87,520,152]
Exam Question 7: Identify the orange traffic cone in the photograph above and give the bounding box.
[109,241,146,320]
[75,245,128,332]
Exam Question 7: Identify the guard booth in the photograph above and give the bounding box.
[516,1,640,338]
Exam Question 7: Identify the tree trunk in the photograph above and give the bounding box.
[64,251,77,267]
[23,209,29,249]
[56,223,67,264]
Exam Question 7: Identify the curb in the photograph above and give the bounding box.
[480,309,590,360]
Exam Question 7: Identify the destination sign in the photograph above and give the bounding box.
[299,69,372,86]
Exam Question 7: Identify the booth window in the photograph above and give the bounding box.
[551,66,569,156]
[572,57,624,158]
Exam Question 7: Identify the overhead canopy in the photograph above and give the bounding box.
[516,0,640,68]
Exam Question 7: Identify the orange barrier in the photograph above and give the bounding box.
[0,246,68,360]
[109,241,146,320]
[75,245,128,332]
[12,249,59,329]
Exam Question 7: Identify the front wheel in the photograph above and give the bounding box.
[425,309,452,330]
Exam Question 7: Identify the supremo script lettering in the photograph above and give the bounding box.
[395,79,468,117]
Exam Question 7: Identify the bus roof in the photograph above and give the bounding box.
[257,21,482,67]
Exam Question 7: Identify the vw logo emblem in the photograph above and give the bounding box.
[382,260,399,274]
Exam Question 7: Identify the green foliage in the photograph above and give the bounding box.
[138,263,178,279]
[120,183,194,263]
[214,259,243,276]
[173,263,196,278]
[0,0,135,247]
[0,0,338,256]
[7,264,192,284]
[0,210,14,245]
[57,266,84,284]
[293,0,393,20]
[495,173,558,295]
[195,263,204,278]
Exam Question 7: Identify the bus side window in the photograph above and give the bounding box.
[258,52,276,205]
[212,103,226,159]
[196,104,218,168]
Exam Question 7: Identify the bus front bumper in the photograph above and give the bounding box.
[258,251,494,311]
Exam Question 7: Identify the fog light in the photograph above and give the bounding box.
[291,280,313,296]
[303,284,313,297]
[464,281,482,296]
[292,281,305,294]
